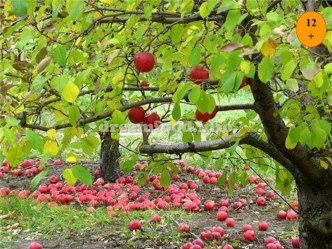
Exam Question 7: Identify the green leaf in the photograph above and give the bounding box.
[5,117,20,126]
[170,25,184,44]
[172,103,181,121]
[72,165,93,186]
[172,83,193,102]
[324,63,332,74]
[30,168,49,190]
[188,85,201,104]
[206,94,216,113]
[82,134,99,155]
[160,169,171,188]
[182,132,193,143]
[312,120,328,148]
[188,45,202,66]
[7,145,23,167]
[54,45,67,67]
[298,126,311,146]
[68,105,80,126]
[281,60,297,80]
[137,172,148,186]
[228,172,238,196]
[220,70,236,93]
[121,159,136,173]
[63,168,77,185]
[111,110,126,125]
[10,0,27,17]
[199,0,218,18]
[258,57,274,83]
[217,172,227,187]
[66,0,83,21]
[285,79,299,92]
[26,130,44,153]
[3,128,16,146]
[52,0,63,19]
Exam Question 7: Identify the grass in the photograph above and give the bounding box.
[0,196,192,248]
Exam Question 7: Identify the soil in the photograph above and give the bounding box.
[0,161,297,249]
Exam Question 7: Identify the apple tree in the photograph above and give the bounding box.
[1,1,332,248]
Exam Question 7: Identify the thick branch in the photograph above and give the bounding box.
[250,75,328,185]
[139,132,296,175]
[99,12,226,25]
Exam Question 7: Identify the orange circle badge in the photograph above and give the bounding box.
[296,11,327,48]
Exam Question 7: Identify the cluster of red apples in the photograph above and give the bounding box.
[129,52,249,127]
[0,159,300,248]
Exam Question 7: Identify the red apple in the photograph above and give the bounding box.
[258,221,268,231]
[200,230,213,240]
[143,112,161,129]
[182,243,193,249]
[256,197,267,206]
[134,52,155,72]
[226,218,235,227]
[216,211,228,221]
[128,220,142,231]
[291,237,300,248]
[195,110,211,122]
[21,160,33,168]
[140,81,149,87]
[149,214,161,223]
[204,200,215,211]
[256,187,265,196]
[219,199,229,207]
[54,159,62,165]
[277,210,287,219]
[264,236,277,245]
[28,242,43,249]
[223,245,234,249]
[242,224,252,232]
[211,226,224,236]
[128,106,146,124]
[49,175,59,184]
[243,230,255,241]
[286,209,298,220]
[178,223,190,233]
[190,66,209,84]
[192,239,204,248]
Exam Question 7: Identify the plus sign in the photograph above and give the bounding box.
[308,33,315,39]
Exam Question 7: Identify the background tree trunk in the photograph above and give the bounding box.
[99,132,122,182]
[297,180,332,249]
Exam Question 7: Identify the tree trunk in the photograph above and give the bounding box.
[99,132,122,182]
[297,180,332,249]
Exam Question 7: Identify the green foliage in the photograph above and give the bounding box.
[1,0,331,194]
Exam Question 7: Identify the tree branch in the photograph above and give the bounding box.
[250,74,329,185]
[21,97,255,131]
[139,132,297,175]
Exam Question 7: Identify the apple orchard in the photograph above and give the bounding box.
[1,1,332,249]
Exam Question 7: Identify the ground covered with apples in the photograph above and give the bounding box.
[0,159,300,249]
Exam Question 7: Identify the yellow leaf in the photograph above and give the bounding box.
[320,160,329,170]
[66,156,77,163]
[52,103,67,121]
[92,11,102,18]
[74,127,84,138]
[44,140,59,156]
[46,129,57,140]
[100,0,112,3]
[62,81,79,103]
[260,38,277,57]
[285,133,297,149]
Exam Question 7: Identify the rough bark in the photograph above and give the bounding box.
[297,179,332,249]
[99,132,122,182]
